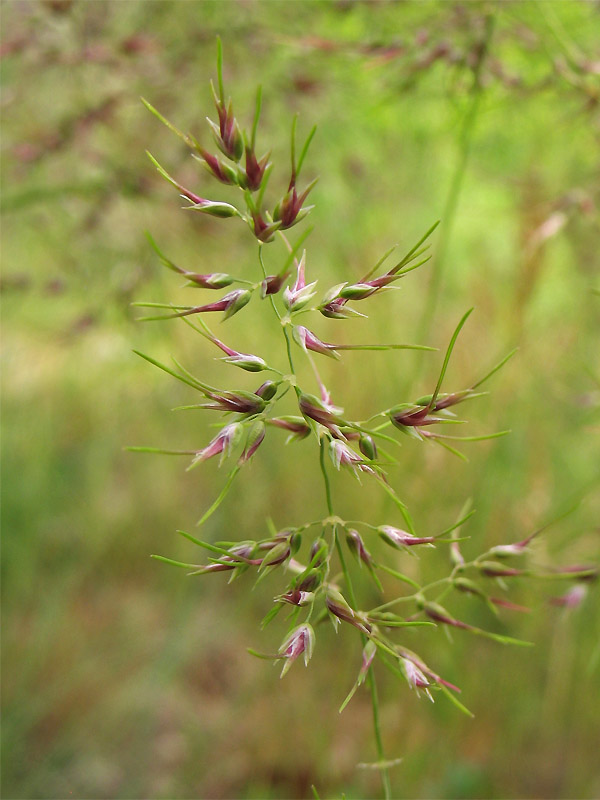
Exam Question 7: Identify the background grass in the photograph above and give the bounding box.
[2,1,599,798]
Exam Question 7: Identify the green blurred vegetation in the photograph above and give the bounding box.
[2,1,599,798]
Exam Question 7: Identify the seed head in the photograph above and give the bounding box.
[238,420,266,464]
[402,657,434,702]
[478,561,525,578]
[261,272,289,297]
[294,325,339,359]
[277,589,314,607]
[255,381,278,401]
[191,422,243,467]
[185,272,236,289]
[549,584,588,609]
[329,439,376,478]
[298,391,345,434]
[268,416,311,441]
[196,147,239,185]
[201,389,266,414]
[325,588,371,634]
[278,624,315,677]
[283,253,317,312]
[377,525,435,549]
[345,529,374,568]
[244,144,270,191]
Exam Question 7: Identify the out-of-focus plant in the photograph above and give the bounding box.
[131,39,596,798]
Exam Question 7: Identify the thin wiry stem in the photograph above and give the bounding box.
[417,13,495,345]
[319,440,391,800]
[258,244,297,377]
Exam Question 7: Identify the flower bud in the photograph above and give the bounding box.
[477,561,525,578]
[244,145,270,191]
[329,439,376,478]
[196,148,239,185]
[358,434,378,461]
[283,257,317,314]
[268,415,311,439]
[277,589,314,607]
[401,657,433,701]
[273,179,316,229]
[238,420,266,464]
[339,283,378,300]
[294,325,339,359]
[297,568,324,592]
[325,588,371,634]
[255,381,278,401]
[549,584,587,609]
[222,289,252,320]
[191,422,243,467]
[298,392,345,432]
[278,623,315,677]
[310,537,329,567]
[421,601,470,630]
[203,389,265,414]
[259,541,291,571]
[208,96,244,161]
[453,577,484,596]
[251,210,281,243]
[360,640,377,680]
[377,525,435,549]
[320,298,351,319]
[222,353,267,372]
[345,529,373,568]
[187,199,239,218]
[290,531,302,554]
[173,289,251,320]
[261,272,289,297]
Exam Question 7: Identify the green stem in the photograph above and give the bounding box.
[282,325,296,376]
[417,13,495,345]
[319,438,334,516]
[319,440,391,799]
[258,244,298,380]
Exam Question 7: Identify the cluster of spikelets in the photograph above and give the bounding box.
[132,40,597,715]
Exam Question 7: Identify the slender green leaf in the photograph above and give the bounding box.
[197,466,240,526]
[429,307,474,409]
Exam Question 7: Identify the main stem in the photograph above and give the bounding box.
[319,441,392,800]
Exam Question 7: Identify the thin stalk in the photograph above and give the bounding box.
[319,439,334,516]
[282,325,296,376]
[319,441,391,800]
[417,13,495,346]
[257,244,296,378]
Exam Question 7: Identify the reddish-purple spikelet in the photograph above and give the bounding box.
[278,624,315,677]
[549,584,588,609]
[329,439,376,477]
[378,525,435,549]
[401,657,434,701]
[192,422,242,466]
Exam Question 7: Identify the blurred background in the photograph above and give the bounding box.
[2,1,599,798]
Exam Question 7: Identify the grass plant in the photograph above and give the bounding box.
[131,38,597,798]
